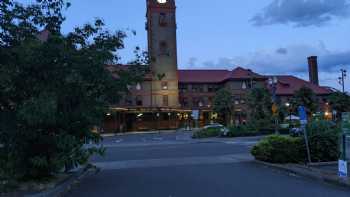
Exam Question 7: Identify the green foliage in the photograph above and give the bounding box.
[227,125,259,137]
[306,120,340,162]
[213,89,234,126]
[328,92,350,120]
[246,87,273,130]
[0,0,145,183]
[252,120,341,164]
[192,128,221,139]
[251,135,305,163]
[292,86,319,115]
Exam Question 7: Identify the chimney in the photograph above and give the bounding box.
[307,56,319,86]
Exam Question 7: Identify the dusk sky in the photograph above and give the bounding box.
[22,0,350,91]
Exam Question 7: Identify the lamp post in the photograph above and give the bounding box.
[285,102,292,128]
[269,76,279,134]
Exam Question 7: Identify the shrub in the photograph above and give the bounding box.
[227,125,258,137]
[251,135,304,163]
[192,128,221,139]
[306,120,340,162]
[252,120,341,164]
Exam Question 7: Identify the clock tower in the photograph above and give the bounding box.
[146,0,179,108]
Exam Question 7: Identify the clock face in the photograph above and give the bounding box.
[157,0,167,4]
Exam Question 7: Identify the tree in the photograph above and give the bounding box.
[292,87,319,115]
[246,87,273,130]
[328,92,350,120]
[213,89,234,126]
[0,0,146,181]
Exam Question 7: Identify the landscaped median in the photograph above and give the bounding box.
[251,120,350,188]
[192,124,289,139]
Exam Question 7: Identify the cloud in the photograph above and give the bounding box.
[276,48,288,55]
[251,0,350,27]
[202,58,236,69]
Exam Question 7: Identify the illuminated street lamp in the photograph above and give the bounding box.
[285,102,292,128]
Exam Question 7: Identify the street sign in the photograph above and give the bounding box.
[339,160,348,178]
[298,106,308,125]
[192,110,199,120]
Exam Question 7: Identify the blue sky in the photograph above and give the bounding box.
[21,0,350,91]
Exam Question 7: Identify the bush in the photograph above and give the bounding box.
[306,120,340,162]
[192,128,221,139]
[226,125,258,137]
[252,120,341,164]
[251,135,304,163]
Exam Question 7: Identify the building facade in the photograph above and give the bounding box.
[102,0,333,133]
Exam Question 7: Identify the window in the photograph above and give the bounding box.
[159,13,167,26]
[179,84,188,93]
[136,96,143,106]
[192,84,204,93]
[126,97,133,106]
[161,81,168,90]
[180,97,189,107]
[192,97,200,107]
[159,41,169,56]
[208,84,219,92]
[136,83,142,91]
[208,97,213,107]
[163,95,169,106]
[242,82,247,90]
[235,99,240,105]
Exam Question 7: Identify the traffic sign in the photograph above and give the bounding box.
[298,106,307,125]
[339,160,348,178]
[192,110,199,120]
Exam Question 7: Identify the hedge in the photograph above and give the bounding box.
[251,135,304,163]
[192,128,221,139]
[251,120,341,164]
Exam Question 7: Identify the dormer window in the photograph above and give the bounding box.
[242,82,247,89]
[136,83,142,90]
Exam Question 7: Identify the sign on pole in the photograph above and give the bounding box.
[339,160,348,178]
[298,106,308,125]
[192,110,199,120]
[298,106,312,163]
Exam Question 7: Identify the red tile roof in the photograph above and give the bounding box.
[178,67,266,83]
[107,65,333,96]
[272,76,333,95]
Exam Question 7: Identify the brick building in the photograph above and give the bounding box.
[103,0,333,133]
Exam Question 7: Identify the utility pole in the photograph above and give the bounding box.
[339,69,347,93]
[269,76,279,135]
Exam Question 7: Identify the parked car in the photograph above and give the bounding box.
[290,127,303,136]
[203,123,229,136]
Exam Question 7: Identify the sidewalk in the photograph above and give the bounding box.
[256,161,350,188]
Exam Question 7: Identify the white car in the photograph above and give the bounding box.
[203,123,229,136]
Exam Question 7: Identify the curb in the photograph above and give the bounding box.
[254,160,350,188]
[101,130,182,137]
[25,164,99,197]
